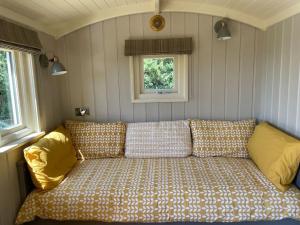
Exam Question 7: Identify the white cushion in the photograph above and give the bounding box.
[125,120,192,158]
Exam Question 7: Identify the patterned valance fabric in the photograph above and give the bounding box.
[0,19,42,54]
[125,38,192,56]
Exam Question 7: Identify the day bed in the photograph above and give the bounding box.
[15,120,300,225]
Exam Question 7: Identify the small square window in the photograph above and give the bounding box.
[142,56,176,93]
[130,54,188,103]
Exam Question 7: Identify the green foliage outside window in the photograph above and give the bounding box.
[0,51,13,129]
[143,57,174,90]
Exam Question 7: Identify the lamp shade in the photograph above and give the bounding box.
[214,19,231,40]
[50,58,67,76]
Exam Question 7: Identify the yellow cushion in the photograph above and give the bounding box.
[248,122,300,191]
[24,126,77,191]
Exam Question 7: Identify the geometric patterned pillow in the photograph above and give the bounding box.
[125,120,192,158]
[65,120,126,159]
[190,119,256,158]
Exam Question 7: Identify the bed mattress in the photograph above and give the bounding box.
[16,157,300,224]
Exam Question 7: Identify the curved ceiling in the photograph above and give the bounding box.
[0,0,300,39]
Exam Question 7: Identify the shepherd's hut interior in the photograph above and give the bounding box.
[0,1,300,225]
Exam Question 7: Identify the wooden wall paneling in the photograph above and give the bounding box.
[170,12,185,120]
[56,12,263,124]
[78,27,96,121]
[271,23,283,124]
[265,26,276,122]
[90,23,108,121]
[36,32,63,130]
[238,24,255,120]
[287,14,300,134]
[224,20,240,120]
[103,19,121,121]
[211,17,226,119]
[78,27,95,120]
[37,33,55,130]
[55,37,72,121]
[143,13,159,122]
[156,12,172,122]
[39,33,57,128]
[259,14,300,138]
[184,13,199,119]
[0,153,9,225]
[278,18,292,129]
[33,55,46,131]
[116,16,134,122]
[65,31,83,120]
[198,14,213,120]
[253,29,265,120]
[129,14,146,122]
[262,27,273,121]
[6,149,23,225]
[296,18,300,136]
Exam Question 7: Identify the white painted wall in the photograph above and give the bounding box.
[36,32,64,131]
[258,13,300,138]
[56,12,263,123]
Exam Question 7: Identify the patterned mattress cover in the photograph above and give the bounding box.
[16,157,300,224]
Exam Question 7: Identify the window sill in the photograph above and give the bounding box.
[0,131,45,154]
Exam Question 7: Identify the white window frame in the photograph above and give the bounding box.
[0,49,40,147]
[129,54,188,103]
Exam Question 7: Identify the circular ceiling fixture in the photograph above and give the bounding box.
[150,14,165,32]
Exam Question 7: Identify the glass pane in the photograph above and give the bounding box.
[0,50,20,131]
[143,57,174,90]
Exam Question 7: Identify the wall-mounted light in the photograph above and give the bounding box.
[214,19,231,41]
[39,54,67,76]
[75,107,90,117]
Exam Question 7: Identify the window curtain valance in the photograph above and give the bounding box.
[125,38,192,56]
[0,19,42,54]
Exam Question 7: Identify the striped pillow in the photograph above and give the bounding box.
[125,120,192,158]
[65,120,126,159]
[190,119,256,158]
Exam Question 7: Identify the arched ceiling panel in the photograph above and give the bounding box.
[0,0,300,38]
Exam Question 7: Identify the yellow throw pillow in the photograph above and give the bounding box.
[248,122,300,191]
[24,126,77,191]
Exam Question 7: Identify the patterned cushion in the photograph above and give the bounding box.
[65,120,126,159]
[190,119,256,158]
[125,120,192,158]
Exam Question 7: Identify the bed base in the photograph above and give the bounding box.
[25,218,300,225]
